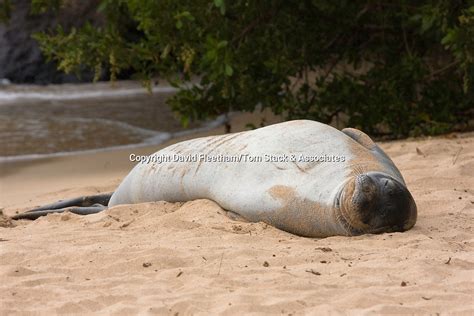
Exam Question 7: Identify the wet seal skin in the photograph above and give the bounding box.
[13,120,417,238]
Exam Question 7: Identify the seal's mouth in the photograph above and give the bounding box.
[337,172,417,236]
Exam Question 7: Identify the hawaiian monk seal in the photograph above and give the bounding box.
[13,120,417,237]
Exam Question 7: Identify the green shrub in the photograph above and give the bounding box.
[3,0,473,137]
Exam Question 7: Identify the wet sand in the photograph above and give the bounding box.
[0,115,473,314]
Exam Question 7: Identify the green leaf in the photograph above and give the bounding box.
[181,11,194,20]
[225,64,233,76]
[181,115,190,127]
[213,0,225,15]
[161,44,171,59]
[97,0,108,13]
[421,15,435,33]
[205,49,217,62]
[441,31,454,46]
[217,40,228,48]
[176,20,183,29]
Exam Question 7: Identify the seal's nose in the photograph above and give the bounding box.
[352,172,417,233]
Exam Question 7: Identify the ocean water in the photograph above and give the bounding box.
[0,82,224,162]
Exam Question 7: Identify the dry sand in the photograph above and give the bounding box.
[0,117,473,315]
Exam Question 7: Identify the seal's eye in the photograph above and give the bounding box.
[358,175,375,194]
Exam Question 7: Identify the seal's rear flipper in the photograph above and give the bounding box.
[12,205,107,220]
[12,193,113,220]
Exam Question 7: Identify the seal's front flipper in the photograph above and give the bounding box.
[342,128,377,150]
[12,193,113,220]
[223,209,249,222]
[342,127,405,185]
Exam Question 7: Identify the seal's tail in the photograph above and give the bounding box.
[11,193,113,220]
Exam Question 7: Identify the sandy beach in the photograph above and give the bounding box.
[0,115,473,314]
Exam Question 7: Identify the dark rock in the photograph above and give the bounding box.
[0,0,103,84]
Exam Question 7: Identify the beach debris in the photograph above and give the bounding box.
[316,247,332,252]
[445,257,452,264]
[142,262,152,268]
[107,215,120,222]
[401,281,407,287]
[263,261,270,267]
[120,219,134,228]
[452,147,463,165]
[217,253,224,275]
[416,147,425,157]
[305,269,321,276]
[176,271,183,277]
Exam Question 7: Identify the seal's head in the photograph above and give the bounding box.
[338,172,417,235]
